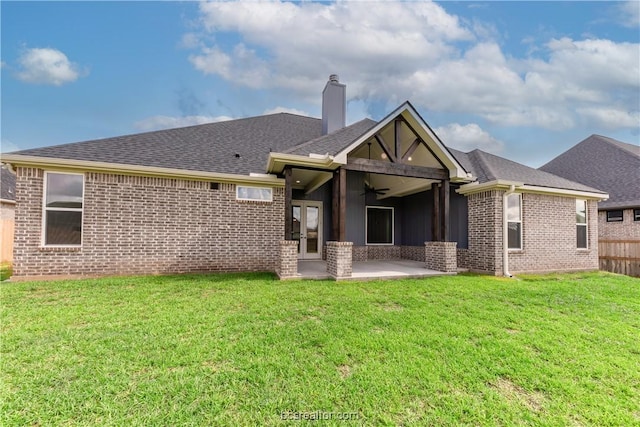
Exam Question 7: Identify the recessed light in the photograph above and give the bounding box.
[295,180,301,184]
[407,156,413,161]
[381,153,387,159]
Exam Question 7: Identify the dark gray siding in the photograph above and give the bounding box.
[400,191,433,245]
[449,186,468,249]
[297,171,468,248]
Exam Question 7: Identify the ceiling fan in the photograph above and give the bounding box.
[361,142,390,196]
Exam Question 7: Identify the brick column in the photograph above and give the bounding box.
[424,241,458,273]
[277,240,299,279]
[326,241,353,279]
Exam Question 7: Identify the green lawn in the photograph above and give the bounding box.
[1,272,639,426]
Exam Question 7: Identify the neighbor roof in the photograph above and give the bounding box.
[1,165,16,201]
[449,148,604,194]
[7,113,322,176]
[539,135,640,209]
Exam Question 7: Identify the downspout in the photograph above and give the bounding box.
[503,185,516,277]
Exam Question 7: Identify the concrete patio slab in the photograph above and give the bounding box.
[297,259,453,280]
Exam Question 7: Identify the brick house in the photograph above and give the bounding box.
[2,76,608,279]
[540,135,640,275]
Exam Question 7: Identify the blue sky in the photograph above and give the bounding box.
[1,1,639,167]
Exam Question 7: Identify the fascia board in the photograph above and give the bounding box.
[457,179,609,200]
[266,152,340,174]
[3,154,283,187]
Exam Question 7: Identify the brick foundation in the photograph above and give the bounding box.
[277,241,299,279]
[424,241,457,273]
[13,168,284,277]
[326,241,352,279]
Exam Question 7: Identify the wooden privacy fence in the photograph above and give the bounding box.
[1,218,14,263]
[598,239,640,277]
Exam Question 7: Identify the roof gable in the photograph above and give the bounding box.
[333,101,469,181]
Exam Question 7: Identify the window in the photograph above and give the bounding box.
[635,209,640,222]
[507,193,522,250]
[606,210,623,222]
[366,206,394,245]
[236,186,272,201]
[576,199,588,249]
[43,172,84,246]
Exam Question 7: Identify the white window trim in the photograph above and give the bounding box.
[236,185,273,202]
[507,193,522,251]
[41,171,85,247]
[576,199,588,250]
[365,206,394,246]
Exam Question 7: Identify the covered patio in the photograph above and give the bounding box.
[271,102,471,281]
[296,259,456,280]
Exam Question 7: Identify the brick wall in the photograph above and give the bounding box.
[456,248,469,269]
[13,168,284,277]
[508,194,598,273]
[467,190,503,275]
[599,209,640,240]
[424,241,457,273]
[326,241,352,279]
[466,190,599,275]
[351,245,424,261]
[276,240,299,279]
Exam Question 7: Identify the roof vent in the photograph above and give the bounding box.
[329,74,339,82]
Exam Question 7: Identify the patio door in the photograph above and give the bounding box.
[292,201,323,259]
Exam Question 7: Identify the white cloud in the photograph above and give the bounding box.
[134,115,232,132]
[187,1,639,133]
[617,0,640,28]
[434,123,504,153]
[576,107,640,129]
[16,47,84,86]
[263,106,309,116]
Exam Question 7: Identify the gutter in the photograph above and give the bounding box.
[503,184,516,278]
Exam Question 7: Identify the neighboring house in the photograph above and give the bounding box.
[1,164,16,263]
[2,76,607,279]
[540,135,640,276]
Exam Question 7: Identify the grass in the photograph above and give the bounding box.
[1,272,639,426]
[0,263,11,281]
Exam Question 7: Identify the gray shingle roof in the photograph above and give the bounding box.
[1,165,16,201]
[8,113,322,176]
[539,135,640,209]
[449,147,604,193]
[285,118,378,156]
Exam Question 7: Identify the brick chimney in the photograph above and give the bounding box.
[321,74,346,135]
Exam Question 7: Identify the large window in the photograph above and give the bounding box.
[366,206,394,245]
[43,172,84,246]
[507,193,522,250]
[606,210,623,222]
[576,199,588,249]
